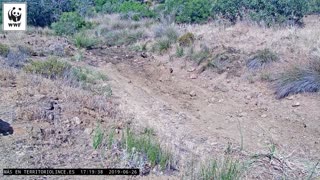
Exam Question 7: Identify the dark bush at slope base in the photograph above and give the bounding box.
[275,60,320,99]
[246,49,278,70]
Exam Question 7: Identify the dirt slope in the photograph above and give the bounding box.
[88,46,320,179]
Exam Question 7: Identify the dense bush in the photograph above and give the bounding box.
[309,0,320,14]
[212,0,244,23]
[27,0,73,27]
[51,12,88,35]
[244,0,309,26]
[165,0,213,23]
[73,32,99,49]
[96,0,155,20]
[163,0,309,25]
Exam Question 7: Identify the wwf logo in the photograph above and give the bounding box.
[2,3,27,31]
[8,7,22,22]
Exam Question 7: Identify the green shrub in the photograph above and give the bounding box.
[153,38,172,53]
[124,128,172,169]
[0,43,10,57]
[93,125,104,149]
[165,0,213,23]
[97,0,156,19]
[178,32,195,47]
[244,0,309,26]
[176,46,184,57]
[20,0,73,27]
[71,67,107,85]
[24,58,72,79]
[103,30,144,46]
[51,12,88,35]
[118,1,156,18]
[309,0,320,14]
[246,49,279,69]
[200,158,242,180]
[73,32,98,49]
[212,0,244,23]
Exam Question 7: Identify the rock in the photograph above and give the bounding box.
[72,117,82,125]
[189,91,196,97]
[189,74,198,79]
[245,95,251,100]
[261,114,267,118]
[238,112,247,117]
[84,128,93,135]
[209,97,216,103]
[141,52,148,58]
[169,68,173,74]
[187,67,196,72]
[292,102,300,107]
[286,96,294,100]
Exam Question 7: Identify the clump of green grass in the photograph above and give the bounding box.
[152,38,172,54]
[200,158,243,180]
[71,50,84,62]
[93,125,104,149]
[189,45,210,65]
[123,127,172,170]
[247,49,279,69]
[104,30,144,46]
[73,32,98,49]
[275,59,320,99]
[0,43,10,57]
[176,46,184,57]
[70,67,107,86]
[23,58,71,79]
[178,32,195,47]
[93,84,113,97]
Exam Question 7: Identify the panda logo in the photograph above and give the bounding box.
[8,7,22,22]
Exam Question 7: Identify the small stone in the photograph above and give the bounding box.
[84,128,93,135]
[292,102,300,107]
[187,67,196,72]
[169,68,173,74]
[209,97,216,103]
[189,74,198,79]
[128,80,132,83]
[72,117,82,125]
[190,91,196,97]
[286,96,294,100]
[245,95,251,100]
[238,112,247,117]
[218,99,224,103]
[261,114,267,118]
[141,52,148,58]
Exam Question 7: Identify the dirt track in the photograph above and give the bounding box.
[90,47,320,178]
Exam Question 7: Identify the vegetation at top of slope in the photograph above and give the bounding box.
[96,0,156,20]
[164,0,310,25]
[51,12,91,35]
[308,0,320,14]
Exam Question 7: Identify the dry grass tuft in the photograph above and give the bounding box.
[275,59,320,99]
